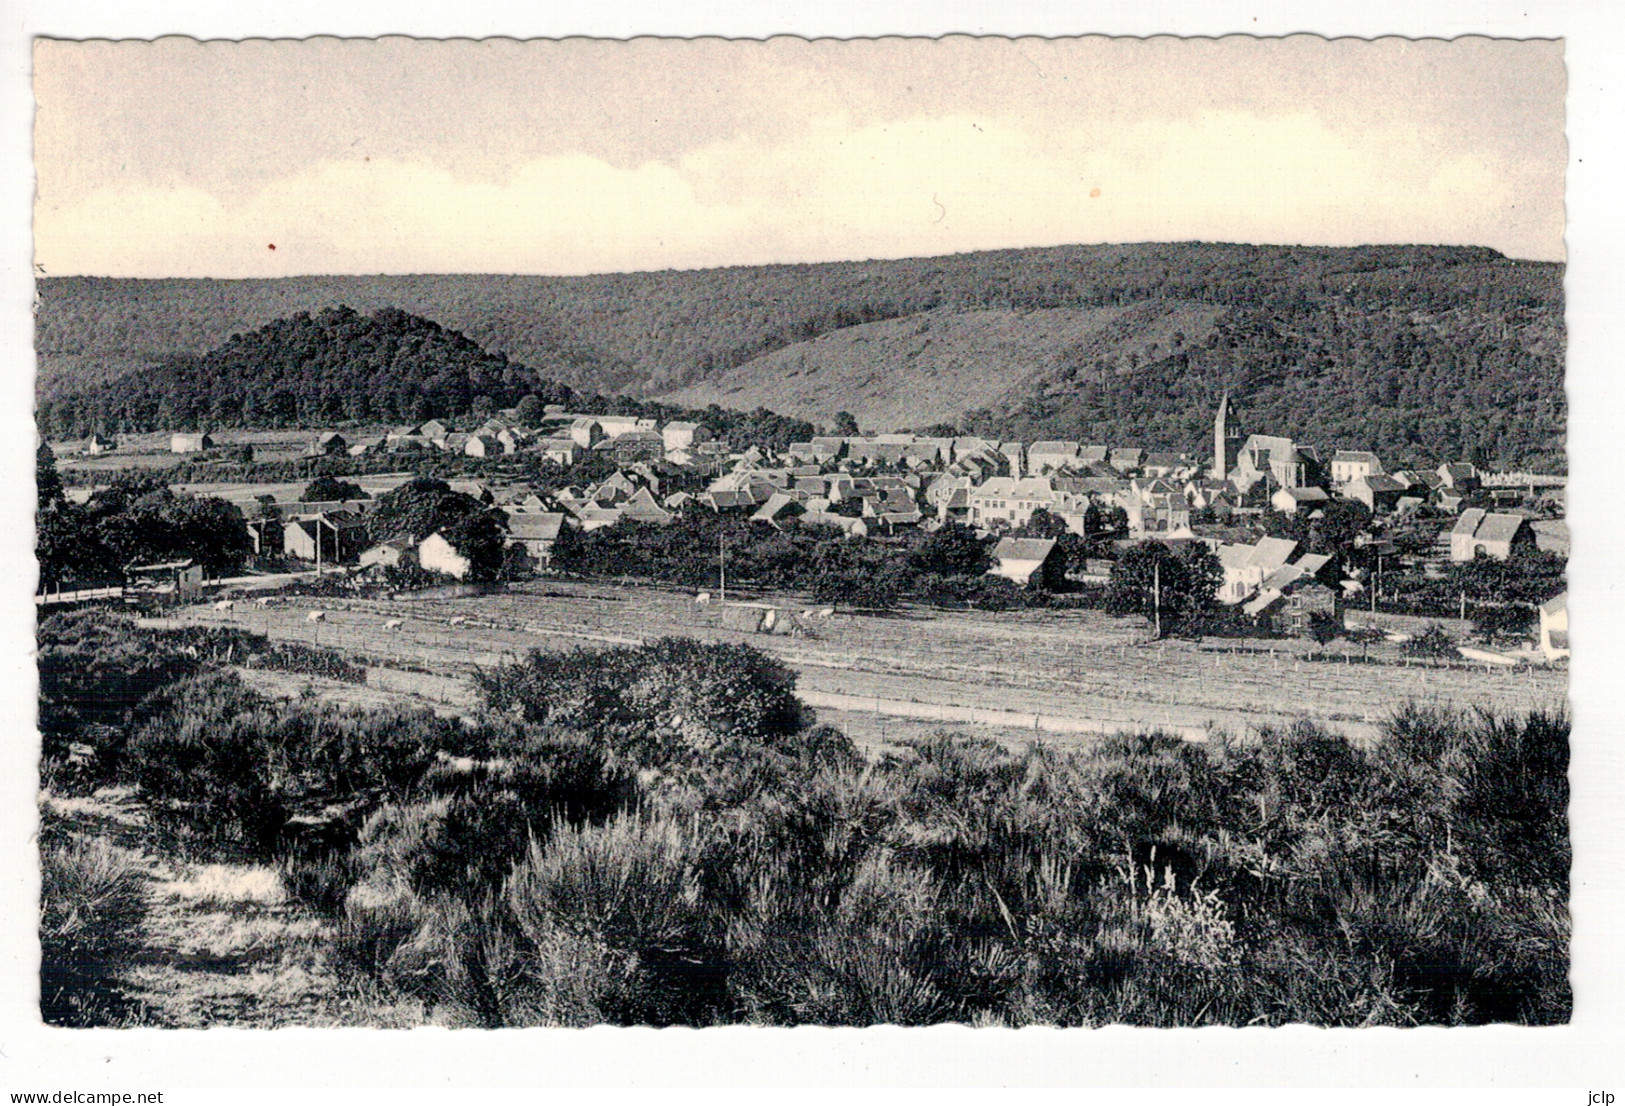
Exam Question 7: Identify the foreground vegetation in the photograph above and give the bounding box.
[41,609,1568,1027]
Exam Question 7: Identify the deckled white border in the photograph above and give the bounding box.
[0,1,1619,1094]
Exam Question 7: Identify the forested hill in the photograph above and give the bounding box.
[38,306,576,433]
[37,241,1565,470]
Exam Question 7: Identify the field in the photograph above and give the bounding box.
[174,579,1568,749]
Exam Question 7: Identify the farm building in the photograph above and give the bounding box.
[83,432,116,455]
[1450,509,1534,562]
[419,532,472,579]
[1538,592,1569,661]
[988,537,1064,589]
[284,512,371,564]
[306,431,348,457]
[124,559,204,597]
[170,432,215,454]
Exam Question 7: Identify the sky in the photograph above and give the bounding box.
[32,35,1566,277]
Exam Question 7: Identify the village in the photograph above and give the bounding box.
[49,390,1570,668]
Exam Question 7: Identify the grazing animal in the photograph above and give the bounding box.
[695,592,711,605]
[213,599,234,611]
[307,610,326,623]
[255,597,272,607]
[449,616,468,626]
[384,619,403,631]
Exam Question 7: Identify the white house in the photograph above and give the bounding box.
[418,532,472,579]
[1538,592,1568,661]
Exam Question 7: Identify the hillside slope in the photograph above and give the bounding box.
[36,242,1566,469]
[660,301,1225,431]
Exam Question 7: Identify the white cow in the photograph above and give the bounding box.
[307,610,326,623]
[449,616,468,626]
[384,619,404,631]
[213,599,234,611]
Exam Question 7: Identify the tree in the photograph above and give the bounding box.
[1309,498,1372,557]
[906,521,992,578]
[831,411,860,436]
[302,476,368,503]
[37,440,63,509]
[514,394,544,426]
[806,539,904,610]
[368,478,487,546]
[1105,540,1221,636]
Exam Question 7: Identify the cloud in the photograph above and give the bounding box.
[36,103,1556,278]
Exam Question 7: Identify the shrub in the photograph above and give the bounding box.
[39,831,148,1026]
[1403,622,1459,659]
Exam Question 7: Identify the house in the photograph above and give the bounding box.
[576,505,624,532]
[83,433,116,455]
[418,531,472,579]
[1330,450,1384,486]
[358,537,416,571]
[170,432,215,454]
[1141,452,1188,479]
[988,537,1064,589]
[1538,592,1569,661]
[1437,462,1480,491]
[612,430,667,464]
[449,480,495,505]
[306,431,348,457]
[967,476,1072,528]
[417,420,450,442]
[999,442,1026,478]
[539,438,580,467]
[347,437,385,457]
[619,487,674,524]
[463,433,502,459]
[1244,576,1342,637]
[1271,485,1330,516]
[124,558,205,597]
[1343,474,1408,513]
[1213,536,1298,604]
[569,418,606,449]
[1109,447,1144,472]
[662,421,712,452]
[504,512,567,568]
[1450,509,1534,562]
[1026,441,1080,474]
[799,510,868,537]
[752,492,805,524]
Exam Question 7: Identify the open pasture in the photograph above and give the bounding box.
[176,579,1567,744]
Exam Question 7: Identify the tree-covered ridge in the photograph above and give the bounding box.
[40,306,576,434]
[37,242,1564,469]
[36,304,820,453]
[965,290,1565,472]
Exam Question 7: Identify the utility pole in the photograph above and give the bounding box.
[719,533,726,603]
[1152,559,1162,640]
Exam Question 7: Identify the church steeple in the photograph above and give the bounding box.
[1213,390,1241,482]
[1215,389,1235,480]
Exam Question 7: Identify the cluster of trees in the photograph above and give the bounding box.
[364,477,510,583]
[36,445,251,589]
[553,513,1104,611]
[40,243,1562,468]
[43,612,1569,1028]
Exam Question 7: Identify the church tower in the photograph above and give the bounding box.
[1213,391,1242,483]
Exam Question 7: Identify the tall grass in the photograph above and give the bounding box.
[39,832,149,1026]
